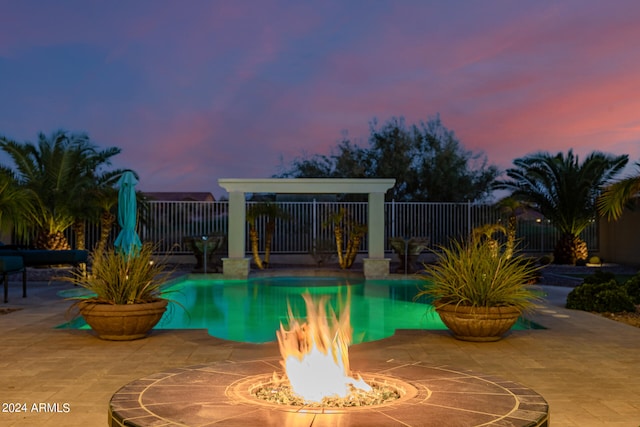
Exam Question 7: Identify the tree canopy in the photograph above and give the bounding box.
[277,115,499,202]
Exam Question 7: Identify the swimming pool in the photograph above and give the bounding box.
[59,276,540,343]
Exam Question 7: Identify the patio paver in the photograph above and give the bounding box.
[0,276,639,426]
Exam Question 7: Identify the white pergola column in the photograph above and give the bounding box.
[227,191,246,258]
[222,190,250,278]
[363,191,390,278]
[367,191,385,258]
[218,178,395,279]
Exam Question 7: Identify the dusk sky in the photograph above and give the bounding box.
[1,0,639,198]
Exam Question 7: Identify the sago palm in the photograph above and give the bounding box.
[495,150,627,264]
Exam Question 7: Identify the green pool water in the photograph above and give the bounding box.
[58,276,541,343]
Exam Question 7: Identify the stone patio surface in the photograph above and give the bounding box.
[1,271,639,426]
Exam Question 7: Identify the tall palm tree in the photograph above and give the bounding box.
[495,150,628,264]
[0,130,124,249]
[598,161,640,220]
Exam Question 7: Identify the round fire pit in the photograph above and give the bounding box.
[109,359,549,426]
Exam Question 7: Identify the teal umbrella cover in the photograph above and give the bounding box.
[114,171,142,256]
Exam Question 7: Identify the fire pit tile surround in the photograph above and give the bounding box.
[109,359,549,427]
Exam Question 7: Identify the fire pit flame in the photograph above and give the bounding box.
[276,291,371,403]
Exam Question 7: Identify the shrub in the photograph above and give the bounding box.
[566,280,635,313]
[623,273,640,305]
[575,258,587,266]
[583,270,617,285]
[593,289,636,313]
[588,256,601,265]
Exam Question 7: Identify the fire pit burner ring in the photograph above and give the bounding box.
[109,359,549,426]
[234,373,416,411]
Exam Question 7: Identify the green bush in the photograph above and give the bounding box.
[583,270,617,285]
[566,280,636,313]
[623,273,640,304]
[593,289,636,312]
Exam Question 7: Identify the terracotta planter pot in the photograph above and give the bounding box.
[434,301,522,342]
[79,299,168,341]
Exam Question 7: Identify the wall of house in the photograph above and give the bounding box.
[598,208,640,267]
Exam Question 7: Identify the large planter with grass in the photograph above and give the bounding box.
[433,301,522,342]
[79,298,168,341]
[417,227,540,342]
[59,243,175,341]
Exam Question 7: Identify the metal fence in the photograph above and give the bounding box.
[131,200,598,256]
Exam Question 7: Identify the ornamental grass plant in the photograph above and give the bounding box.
[61,242,174,305]
[417,238,541,312]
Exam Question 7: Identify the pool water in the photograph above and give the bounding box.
[58,276,541,343]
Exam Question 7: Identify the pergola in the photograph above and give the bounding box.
[217,178,396,279]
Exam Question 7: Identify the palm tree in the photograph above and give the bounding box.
[325,208,367,269]
[495,150,628,264]
[0,167,35,240]
[92,186,119,254]
[598,161,640,220]
[246,201,288,269]
[0,130,125,249]
[494,196,533,259]
[71,166,135,252]
[261,202,288,267]
[471,223,506,257]
[326,209,346,268]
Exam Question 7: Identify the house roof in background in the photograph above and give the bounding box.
[144,192,215,202]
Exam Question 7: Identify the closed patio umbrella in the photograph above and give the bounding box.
[114,171,142,256]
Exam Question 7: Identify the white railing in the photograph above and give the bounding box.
[134,200,598,256]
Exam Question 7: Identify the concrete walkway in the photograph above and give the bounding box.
[1,276,639,426]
